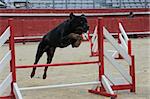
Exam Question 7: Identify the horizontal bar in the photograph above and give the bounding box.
[0,27,10,48]
[13,83,23,99]
[111,31,150,36]
[14,36,42,40]
[16,61,99,69]
[0,12,149,17]
[111,84,133,90]
[0,51,11,74]
[20,81,100,91]
[0,73,12,95]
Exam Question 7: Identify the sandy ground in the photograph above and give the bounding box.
[0,38,150,99]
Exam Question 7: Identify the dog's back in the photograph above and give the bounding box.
[43,19,71,47]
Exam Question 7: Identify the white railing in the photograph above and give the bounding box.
[119,23,129,44]
[0,73,12,95]
[103,27,132,83]
[0,24,23,99]
[0,26,12,96]
[0,51,11,73]
[0,27,10,48]
[103,27,131,65]
[20,81,100,91]
[13,83,23,99]
[101,75,114,94]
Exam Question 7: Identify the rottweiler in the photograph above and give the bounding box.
[30,13,89,79]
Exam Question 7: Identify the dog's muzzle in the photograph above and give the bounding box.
[83,25,89,33]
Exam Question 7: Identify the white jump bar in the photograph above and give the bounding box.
[103,27,131,65]
[0,27,10,48]
[0,73,12,95]
[102,75,114,94]
[13,83,23,99]
[119,23,129,44]
[92,37,98,52]
[104,51,132,83]
[119,34,128,52]
[20,81,100,91]
[92,26,98,43]
[0,51,11,74]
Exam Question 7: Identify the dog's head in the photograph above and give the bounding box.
[69,13,89,35]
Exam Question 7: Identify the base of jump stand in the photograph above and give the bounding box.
[88,88,117,99]
[90,52,98,57]
[0,95,14,99]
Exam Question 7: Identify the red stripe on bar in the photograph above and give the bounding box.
[111,84,133,90]
[16,61,99,69]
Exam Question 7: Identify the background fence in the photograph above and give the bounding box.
[1,0,150,9]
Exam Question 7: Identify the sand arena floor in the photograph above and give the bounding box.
[0,38,150,99]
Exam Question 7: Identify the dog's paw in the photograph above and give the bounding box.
[30,71,35,78]
[43,73,47,79]
[72,37,82,48]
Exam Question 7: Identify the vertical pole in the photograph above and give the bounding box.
[88,30,92,56]
[128,40,132,56]
[128,40,132,76]
[130,55,136,92]
[117,22,121,44]
[116,20,123,59]
[90,38,93,56]
[128,39,135,92]
[97,18,104,81]
[9,19,16,97]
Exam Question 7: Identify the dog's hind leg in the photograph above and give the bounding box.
[43,47,56,79]
[30,41,46,78]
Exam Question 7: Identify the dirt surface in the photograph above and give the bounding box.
[0,38,150,99]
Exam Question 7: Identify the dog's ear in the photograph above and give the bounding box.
[70,12,75,19]
[81,14,85,17]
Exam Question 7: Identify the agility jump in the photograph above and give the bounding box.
[90,20,132,58]
[0,18,135,99]
[89,18,135,97]
[0,19,22,99]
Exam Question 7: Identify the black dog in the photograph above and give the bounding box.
[30,13,89,79]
